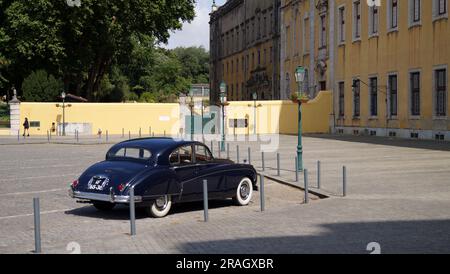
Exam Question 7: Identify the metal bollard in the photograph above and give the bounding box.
[236,145,240,163]
[343,166,347,197]
[139,128,142,138]
[47,130,50,143]
[259,174,265,212]
[17,130,19,142]
[248,147,251,165]
[227,143,230,159]
[277,153,280,176]
[203,180,209,222]
[218,142,221,158]
[76,130,79,143]
[129,131,131,140]
[317,161,321,189]
[295,157,299,182]
[130,187,136,236]
[262,151,265,171]
[304,169,309,204]
[210,140,214,154]
[33,197,41,253]
[164,130,166,137]
[122,128,124,138]
[106,130,109,142]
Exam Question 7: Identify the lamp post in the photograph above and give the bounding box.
[248,91,263,135]
[188,94,195,141]
[294,66,307,172]
[219,81,228,152]
[56,92,72,137]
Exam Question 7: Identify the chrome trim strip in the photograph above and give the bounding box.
[70,190,143,204]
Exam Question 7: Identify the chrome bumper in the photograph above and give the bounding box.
[69,188,143,204]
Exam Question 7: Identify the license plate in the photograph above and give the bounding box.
[87,177,109,191]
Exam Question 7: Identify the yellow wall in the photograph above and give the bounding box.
[335,0,450,131]
[12,91,332,136]
[18,103,180,136]
[226,90,333,135]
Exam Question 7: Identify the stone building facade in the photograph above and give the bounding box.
[209,0,282,105]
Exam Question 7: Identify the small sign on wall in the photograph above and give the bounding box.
[159,116,170,122]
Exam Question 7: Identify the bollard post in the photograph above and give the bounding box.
[304,169,309,204]
[203,180,209,222]
[343,166,347,197]
[76,130,79,143]
[218,142,221,158]
[295,157,299,182]
[17,130,19,142]
[130,187,136,236]
[262,151,265,171]
[248,147,251,165]
[33,197,41,253]
[106,130,109,142]
[236,145,240,163]
[139,128,142,138]
[47,130,50,143]
[129,131,131,140]
[122,128,124,138]
[259,174,265,212]
[164,130,166,137]
[317,161,321,189]
[152,132,155,137]
[227,143,230,159]
[277,153,280,176]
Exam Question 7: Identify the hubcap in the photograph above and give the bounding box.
[240,182,250,200]
[155,196,168,210]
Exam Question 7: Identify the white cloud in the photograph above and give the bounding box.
[162,0,227,50]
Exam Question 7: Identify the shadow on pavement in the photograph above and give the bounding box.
[305,134,450,152]
[176,219,450,254]
[65,199,236,220]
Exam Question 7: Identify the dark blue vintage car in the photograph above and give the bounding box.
[69,138,257,217]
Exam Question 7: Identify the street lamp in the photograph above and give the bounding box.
[56,92,72,136]
[188,94,195,141]
[219,81,228,151]
[294,66,307,172]
[248,92,262,135]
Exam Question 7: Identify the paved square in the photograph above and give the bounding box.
[0,135,449,254]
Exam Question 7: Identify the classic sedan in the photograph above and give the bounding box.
[69,138,258,217]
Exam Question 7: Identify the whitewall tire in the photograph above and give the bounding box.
[146,195,172,218]
[234,177,253,206]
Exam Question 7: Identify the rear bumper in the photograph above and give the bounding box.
[69,189,143,204]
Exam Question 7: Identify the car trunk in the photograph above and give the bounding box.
[78,160,147,195]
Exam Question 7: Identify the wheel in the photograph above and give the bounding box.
[93,201,115,211]
[233,177,254,206]
[145,195,172,218]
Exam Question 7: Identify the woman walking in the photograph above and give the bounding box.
[23,118,30,137]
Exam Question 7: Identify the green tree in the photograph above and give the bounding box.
[1,0,196,100]
[172,46,209,83]
[22,70,63,102]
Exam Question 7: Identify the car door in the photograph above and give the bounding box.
[170,145,200,202]
[193,144,225,199]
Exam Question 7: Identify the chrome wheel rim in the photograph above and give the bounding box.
[155,196,168,210]
[239,182,250,200]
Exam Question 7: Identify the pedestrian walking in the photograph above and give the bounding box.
[23,118,30,137]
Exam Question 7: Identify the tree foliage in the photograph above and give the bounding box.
[0,0,197,101]
[22,70,63,102]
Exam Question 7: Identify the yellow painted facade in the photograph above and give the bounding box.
[7,91,332,136]
[335,0,450,138]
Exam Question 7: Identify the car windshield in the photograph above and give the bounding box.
[108,147,152,161]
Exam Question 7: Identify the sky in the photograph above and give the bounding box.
[162,0,226,50]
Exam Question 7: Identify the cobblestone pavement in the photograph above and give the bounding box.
[0,134,449,254]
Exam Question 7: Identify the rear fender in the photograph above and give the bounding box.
[127,168,180,200]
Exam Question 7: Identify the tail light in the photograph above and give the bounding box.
[71,180,79,189]
[118,183,126,192]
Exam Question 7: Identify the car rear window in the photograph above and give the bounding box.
[109,147,152,161]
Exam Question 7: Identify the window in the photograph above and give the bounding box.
[410,0,421,25]
[170,145,193,165]
[388,0,399,30]
[338,7,345,43]
[436,69,447,116]
[353,79,360,117]
[353,1,361,40]
[258,50,261,65]
[369,6,379,35]
[30,121,41,128]
[389,75,398,116]
[370,77,378,116]
[410,72,421,116]
[339,82,345,117]
[319,15,327,48]
[111,147,152,161]
[436,0,448,16]
[303,17,310,54]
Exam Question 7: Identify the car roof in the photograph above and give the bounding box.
[112,137,204,156]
